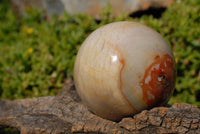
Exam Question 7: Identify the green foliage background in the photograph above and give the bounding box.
[0,0,199,107]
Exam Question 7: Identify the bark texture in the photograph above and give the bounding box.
[0,78,199,134]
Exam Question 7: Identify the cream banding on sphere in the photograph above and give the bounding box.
[74,21,176,121]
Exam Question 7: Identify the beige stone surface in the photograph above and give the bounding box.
[10,0,175,18]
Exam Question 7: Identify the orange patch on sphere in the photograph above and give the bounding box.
[140,54,176,107]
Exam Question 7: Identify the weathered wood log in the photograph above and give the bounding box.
[0,78,199,134]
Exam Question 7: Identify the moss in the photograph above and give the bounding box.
[0,0,199,106]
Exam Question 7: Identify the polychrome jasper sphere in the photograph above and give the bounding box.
[74,21,176,121]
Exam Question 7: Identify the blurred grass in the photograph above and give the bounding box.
[0,0,199,107]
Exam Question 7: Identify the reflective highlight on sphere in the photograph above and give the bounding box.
[74,21,176,121]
